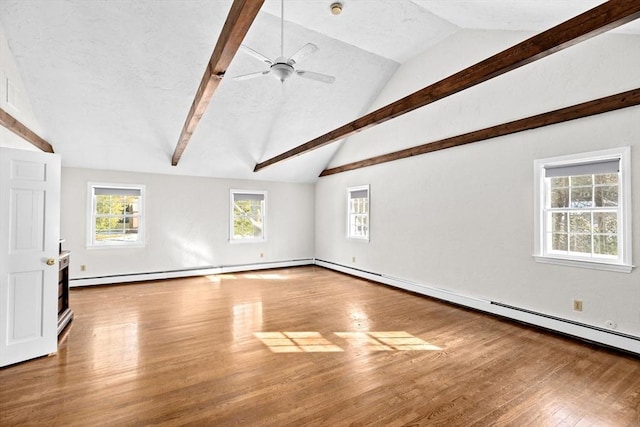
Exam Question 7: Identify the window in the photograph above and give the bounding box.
[88,183,145,247]
[534,147,632,272]
[347,185,370,240]
[230,190,266,242]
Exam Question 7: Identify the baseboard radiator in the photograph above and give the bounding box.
[315,259,640,355]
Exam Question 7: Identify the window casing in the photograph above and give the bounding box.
[347,185,370,241]
[87,183,145,248]
[230,190,267,242]
[534,147,632,272]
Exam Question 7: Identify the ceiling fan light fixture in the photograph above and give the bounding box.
[270,62,295,83]
[330,2,343,15]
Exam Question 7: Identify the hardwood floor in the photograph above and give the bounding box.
[1,266,638,426]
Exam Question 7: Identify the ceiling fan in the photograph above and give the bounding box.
[233,0,335,84]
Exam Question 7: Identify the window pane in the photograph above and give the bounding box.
[571,175,592,186]
[551,233,568,251]
[235,200,250,214]
[551,213,567,232]
[95,217,110,240]
[123,216,139,235]
[126,196,141,215]
[594,234,617,256]
[550,177,569,188]
[594,173,618,185]
[96,195,115,214]
[249,214,263,230]
[351,214,369,237]
[354,215,363,235]
[593,212,617,234]
[234,217,252,238]
[570,234,591,254]
[550,188,569,208]
[252,202,263,216]
[594,186,618,207]
[95,217,127,241]
[252,222,262,238]
[233,215,263,238]
[569,212,591,233]
[570,187,592,208]
[96,194,139,216]
[350,197,368,215]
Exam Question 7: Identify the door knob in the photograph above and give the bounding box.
[46,258,56,266]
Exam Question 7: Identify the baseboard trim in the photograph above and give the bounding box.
[70,259,314,287]
[315,259,640,355]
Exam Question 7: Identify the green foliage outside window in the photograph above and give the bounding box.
[233,200,264,239]
[95,195,140,242]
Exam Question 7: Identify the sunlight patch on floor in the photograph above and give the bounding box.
[254,331,441,353]
[254,332,343,353]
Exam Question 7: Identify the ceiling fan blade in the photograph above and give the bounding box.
[288,43,318,65]
[296,70,335,84]
[239,45,274,65]
[232,70,270,81]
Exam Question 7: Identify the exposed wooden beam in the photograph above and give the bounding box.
[171,0,265,166]
[0,107,54,153]
[320,88,640,177]
[254,0,640,172]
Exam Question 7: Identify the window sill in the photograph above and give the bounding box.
[347,237,370,242]
[533,255,634,273]
[87,243,146,250]
[229,239,266,244]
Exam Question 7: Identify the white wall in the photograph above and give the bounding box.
[316,30,640,338]
[61,167,314,280]
[0,24,43,151]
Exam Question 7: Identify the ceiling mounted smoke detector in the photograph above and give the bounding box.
[330,2,343,15]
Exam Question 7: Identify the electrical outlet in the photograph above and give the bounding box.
[260,252,264,258]
[80,264,86,271]
[352,256,356,263]
[573,299,583,312]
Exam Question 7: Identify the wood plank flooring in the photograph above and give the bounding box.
[1,266,638,426]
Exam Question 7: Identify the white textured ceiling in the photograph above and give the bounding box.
[0,0,635,183]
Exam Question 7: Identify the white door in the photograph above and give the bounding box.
[0,147,60,367]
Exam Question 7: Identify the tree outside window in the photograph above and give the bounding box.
[534,147,631,272]
[88,184,144,247]
[230,191,266,242]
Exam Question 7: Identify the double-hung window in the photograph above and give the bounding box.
[88,183,145,247]
[347,185,370,241]
[534,147,632,272]
[230,190,267,242]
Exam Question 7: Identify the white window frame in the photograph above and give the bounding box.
[533,147,633,273]
[229,190,267,243]
[87,182,146,248]
[347,185,370,241]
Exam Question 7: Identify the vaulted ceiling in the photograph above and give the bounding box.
[1,0,638,183]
